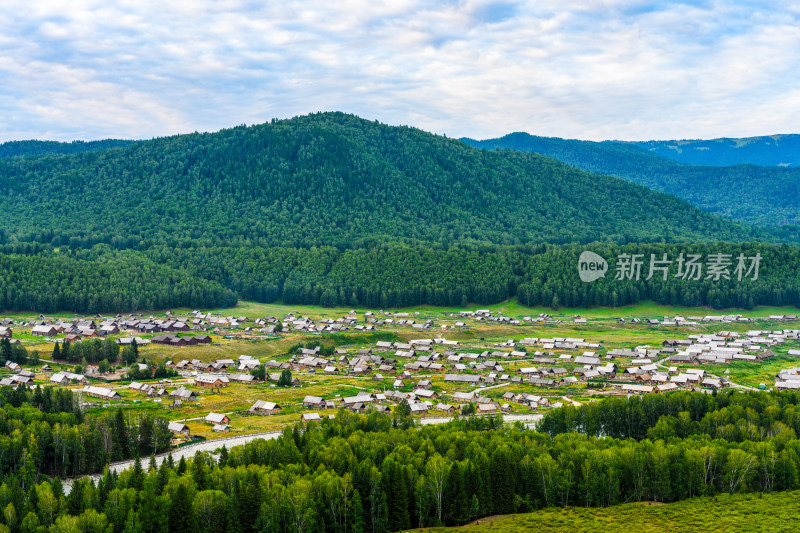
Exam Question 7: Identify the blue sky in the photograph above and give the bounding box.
[1,0,799,142]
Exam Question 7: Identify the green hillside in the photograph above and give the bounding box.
[462,133,800,226]
[0,112,756,248]
[413,491,800,533]
[634,134,800,168]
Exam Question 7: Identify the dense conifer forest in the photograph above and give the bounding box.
[0,249,236,313]
[2,390,800,532]
[1,242,797,312]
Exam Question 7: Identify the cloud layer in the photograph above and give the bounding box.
[2,0,799,141]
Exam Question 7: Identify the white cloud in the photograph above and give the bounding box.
[0,0,798,141]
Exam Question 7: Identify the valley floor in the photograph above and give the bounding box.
[3,299,800,442]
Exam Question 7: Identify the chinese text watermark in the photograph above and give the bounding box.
[579,252,762,283]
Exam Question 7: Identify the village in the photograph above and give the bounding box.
[1,301,800,445]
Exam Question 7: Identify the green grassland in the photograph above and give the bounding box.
[199,298,800,321]
[411,491,800,533]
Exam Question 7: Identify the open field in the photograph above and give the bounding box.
[197,298,800,321]
[411,491,800,533]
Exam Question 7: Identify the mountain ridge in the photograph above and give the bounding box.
[461,132,800,226]
[630,134,800,167]
[0,112,759,248]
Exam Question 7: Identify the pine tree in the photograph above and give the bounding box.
[351,489,365,533]
[61,341,71,362]
[168,483,194,533]
[177,456,187,476]
[192,454,209,491]
[66,478,84,515]
[218,445,228,468]
[113,409,129,460]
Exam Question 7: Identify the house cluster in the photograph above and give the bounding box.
[172,355,299,388]
[521,313,557,324]
[502,391,562,410]
[772,352,800,390]
[129,381,168,397]
[29,318,123,340]
[22,314,201,341]
[458,309,522,325]
[151,334,212,346]
[618,314,759,327]
[81,385,121,400]
[622,367,724,393]
[49,372,88,385]
[665,330,799,365]
[278,313,367,334]
[173,355,259,373]
[0,361,35,387]
[301,377,523,417]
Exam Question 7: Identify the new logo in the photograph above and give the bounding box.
[578,251,608,282]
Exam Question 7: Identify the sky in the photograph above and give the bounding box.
[1,0,800,142]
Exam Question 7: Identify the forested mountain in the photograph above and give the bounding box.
[0,112,756,248]
[1,113,799,313]
[462,133,800,226]
[0,139,138,159]
[633,134,800,167]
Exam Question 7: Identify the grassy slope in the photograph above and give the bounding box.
[411,491,800,533]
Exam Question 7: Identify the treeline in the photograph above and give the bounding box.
[0,139,137,159]
[516,242,800,309]
[0,251,237,313]
[0,386,172,479]
[3,241,800,312]
[164,242,800,309]
[52,339,120,365]
[148,244,522,308]
[538,389,800,442]
[0,112,759,249]
[6,393,800,532]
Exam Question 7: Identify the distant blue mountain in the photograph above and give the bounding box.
[631,135,800,167]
